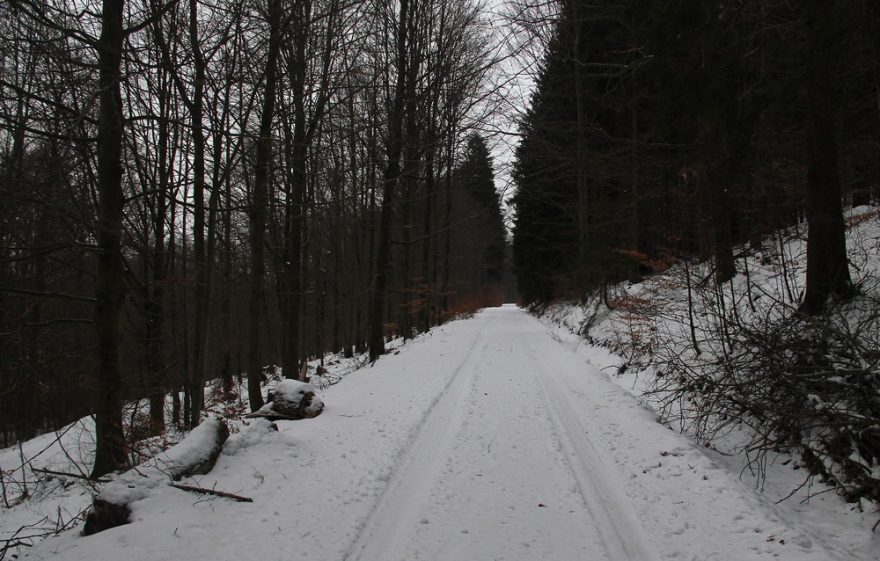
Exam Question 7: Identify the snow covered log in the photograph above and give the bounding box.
[160,416,230,481]
[245,380,324,421]
[83,417,229,536]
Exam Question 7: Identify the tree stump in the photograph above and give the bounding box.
[83,499,131,536]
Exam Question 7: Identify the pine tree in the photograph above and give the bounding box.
[512,0,639,303]
[447,134,508,307]
[459,135,506,287]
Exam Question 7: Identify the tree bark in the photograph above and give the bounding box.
[280,0,336,377]
[800,1,853,315]
[147,61,171,432]
[188,0,210,429]
[92,0,128,479]
[368,0,410,361]
[420,128,437,332]
[439,116,455,318]
[572,0,590,292]
[281,23,307,379]
[247,0,283,411]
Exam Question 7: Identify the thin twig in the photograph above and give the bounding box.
[169,483,253,502]
[31,467,110,483]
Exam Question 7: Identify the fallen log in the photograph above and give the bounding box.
[83,416,229,536]
[160,417,230,481]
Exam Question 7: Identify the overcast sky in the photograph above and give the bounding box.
[480,0,554,228]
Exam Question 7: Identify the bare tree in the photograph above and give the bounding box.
[369,0,410,361]
[247,0,283,411]
[92,0,128,478]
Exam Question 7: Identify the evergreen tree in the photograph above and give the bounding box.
[512,0,877,306]
[512,0,639,303]
[460,134,506,285]
[448,134,508,307]
[511,43,578,303]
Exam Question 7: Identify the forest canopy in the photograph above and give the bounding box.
[0,0,507,475]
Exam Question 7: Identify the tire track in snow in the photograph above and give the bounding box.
[522,333,660,561]
[341,317,493,561]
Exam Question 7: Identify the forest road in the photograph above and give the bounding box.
[24,305,843,561]
[342,305,658,561]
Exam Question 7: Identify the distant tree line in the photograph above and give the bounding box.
[0,0,507,476]
[512,0,878,308]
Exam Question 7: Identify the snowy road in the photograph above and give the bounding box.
[344,309,655,561]
[29,306,847,561]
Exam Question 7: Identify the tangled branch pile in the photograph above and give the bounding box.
[651,281,880,506]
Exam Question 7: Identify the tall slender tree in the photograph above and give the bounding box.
[369,0,410,361]
[92,0,128,478]
[247,0,283,411]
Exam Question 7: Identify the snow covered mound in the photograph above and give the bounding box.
[84,417,229,535]
[103,417,227,490]
[246,380,324,421]
[221,418,279,456]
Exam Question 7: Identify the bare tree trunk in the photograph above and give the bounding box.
[399,18,423,339]
[369,0,410,361]
[247,0,283,411]
[439,116,456,318]
[572,0,589,292]
[866,1,880,122]
[146,184,168,431]
[92,0,128,479]
[281,134,305,380]
[169,194,182,426]
[800,1,853,314]
[420,127,436,332]
[188,0,210,429]
[709,171,736,285]
[211,50,237,396]
[220,132,235,395]
[279,0,337,377]
[628,69,641,282]
[863,1,880,205]
[147,61,171,432]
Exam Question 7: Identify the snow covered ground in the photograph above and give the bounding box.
[8,305,875,560]
[533,206,880,559]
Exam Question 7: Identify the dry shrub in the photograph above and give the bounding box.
[442,298,481,321]
[651,284,880,507]
[613,248,677,275]
[846,207,880,228]
[205,383,246,418]
[126,411,159,444]
[382,322,399,340]
[607,293,660,317]
[442,290,501,321]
